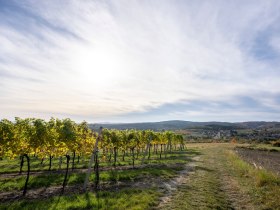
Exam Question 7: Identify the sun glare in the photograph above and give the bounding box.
[72,44,125,88]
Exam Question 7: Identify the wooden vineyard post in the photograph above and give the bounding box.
[94,150,99,190]
[19,155,24,174]
[22,154,30,196]
[83,127,103,191]
[141,136,152,164]
[61,154,70,194]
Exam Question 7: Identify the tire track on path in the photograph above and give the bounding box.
[157,144,256,210]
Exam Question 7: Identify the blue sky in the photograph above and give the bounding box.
[0,0,280,122]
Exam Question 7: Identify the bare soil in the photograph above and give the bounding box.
[235,148,280,175]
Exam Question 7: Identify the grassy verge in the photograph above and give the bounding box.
[0,188,160,210]
[226,149,280,209]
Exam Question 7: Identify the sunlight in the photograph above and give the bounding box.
[72,43,125,88]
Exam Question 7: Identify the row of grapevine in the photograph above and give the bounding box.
[0,118,185,195]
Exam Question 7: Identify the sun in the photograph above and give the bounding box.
[72,42,125,88]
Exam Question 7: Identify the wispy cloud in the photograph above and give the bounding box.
[0,0,280,122]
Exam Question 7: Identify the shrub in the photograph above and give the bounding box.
[271,140,280,147]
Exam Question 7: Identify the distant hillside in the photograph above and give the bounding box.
[89,120,280,131]
[90,120,197,131]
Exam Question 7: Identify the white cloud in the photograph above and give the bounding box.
[0,0,280,122]
[270,36,280,54]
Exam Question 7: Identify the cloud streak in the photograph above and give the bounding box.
[0,0,280,122]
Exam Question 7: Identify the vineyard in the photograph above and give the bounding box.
[0,118,189,209]
[2,118,278,209]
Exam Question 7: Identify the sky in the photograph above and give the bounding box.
[0,0,280,123]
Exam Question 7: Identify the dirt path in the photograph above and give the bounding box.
[157,144,256,210]
[156,156,199,208]
[217,151,255,209]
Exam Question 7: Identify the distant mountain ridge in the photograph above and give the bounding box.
[89,120,280,131]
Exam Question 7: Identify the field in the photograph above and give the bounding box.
[0,143,279,209]
[236,147,280,175]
